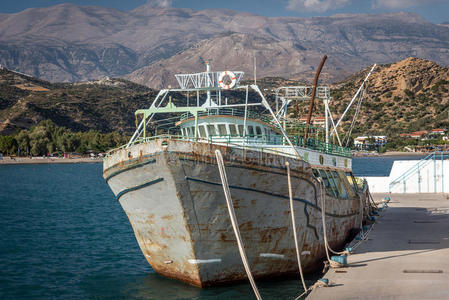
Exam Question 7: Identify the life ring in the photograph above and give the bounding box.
[218,71,237,89]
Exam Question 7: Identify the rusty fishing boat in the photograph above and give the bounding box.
[103,61,375,287]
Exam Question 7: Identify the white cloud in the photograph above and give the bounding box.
[287,0,352,13]
[372,0,444,9]
[145,0,173,8]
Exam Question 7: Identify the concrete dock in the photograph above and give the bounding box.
[307,193,449,300]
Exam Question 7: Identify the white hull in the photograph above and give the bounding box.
[103,139,365,286]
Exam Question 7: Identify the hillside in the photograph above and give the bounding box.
[0,58,448,140]
[0,66,156,135]
[0,3,448,87]
[330,58,449,136]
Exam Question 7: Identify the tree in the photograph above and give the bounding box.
[0,136,17,155]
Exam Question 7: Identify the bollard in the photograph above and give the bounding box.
[330,255,347,267]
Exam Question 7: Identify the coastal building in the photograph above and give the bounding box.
[400,131,427,139]
[429,128,447,136]
[400,129,447,139]
[354,135,387,150]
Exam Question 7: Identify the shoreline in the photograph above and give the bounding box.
[0,157,102,165]
[379,151,430,157]
[353,151,430,157]
[1,152,432,164]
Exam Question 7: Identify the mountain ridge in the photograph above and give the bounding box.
[0,4,448,87]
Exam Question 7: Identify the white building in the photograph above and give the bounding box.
[354,135,387,149]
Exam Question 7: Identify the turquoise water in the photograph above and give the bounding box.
[0,157,421,299]
[0,163,316,300]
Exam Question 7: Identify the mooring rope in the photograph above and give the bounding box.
[318,180,333,260]
[317,180,350,258]
[285,162,308,294]
[215,150,262,300]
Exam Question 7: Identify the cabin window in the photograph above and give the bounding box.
[238,125,244,136]
[264,128,269,143]
[326,170,341,198]
[346,172,359,193]
[248,126,255,136]
[316,169,338,198]
[255,126,262,136]
[218,124,227,136]
[181,128,186,136]
[186,127,191,136]
[199,125,206,138]
[207,125,217,136]
[191,127,196,137]
[331,171,348,199]
[229,124,238,136]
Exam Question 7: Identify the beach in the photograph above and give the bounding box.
[353,151,430,157]
[0,156,102,164]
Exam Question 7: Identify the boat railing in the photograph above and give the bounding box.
[106,133,351,158]
[179,108,327,139]
[179,108,274,125]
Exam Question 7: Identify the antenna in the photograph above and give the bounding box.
[253,53,257,85]
[205,60,211,105]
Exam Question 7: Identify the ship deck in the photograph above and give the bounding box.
[307,193,449,300]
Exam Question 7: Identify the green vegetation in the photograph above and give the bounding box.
[0,120,128,156]
[384,137,449,151]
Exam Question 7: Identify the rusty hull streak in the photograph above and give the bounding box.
[103,138,368,287]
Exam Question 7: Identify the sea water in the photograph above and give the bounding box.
[0,157,422,299]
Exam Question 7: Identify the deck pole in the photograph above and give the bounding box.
[434,152,437,193]
[441,151,444,194]
[243,86,249,139]
[418,164,421,193]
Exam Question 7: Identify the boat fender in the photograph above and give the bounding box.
[218,71,237,89]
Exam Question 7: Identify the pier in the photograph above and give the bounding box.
[307,193,449,300]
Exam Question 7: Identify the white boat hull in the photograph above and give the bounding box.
[103,139,365,287]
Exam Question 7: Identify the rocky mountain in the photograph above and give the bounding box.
[0,3,448,88]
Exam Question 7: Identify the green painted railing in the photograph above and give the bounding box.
[180,108,273,124]
[180,108,326,139]
[107,133,351,158]
[208,134,350,157]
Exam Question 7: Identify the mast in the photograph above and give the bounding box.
[305,55,327,139]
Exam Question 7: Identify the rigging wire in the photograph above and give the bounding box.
[343,84,367,147]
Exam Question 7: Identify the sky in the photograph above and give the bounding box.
[1,0,448,23]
